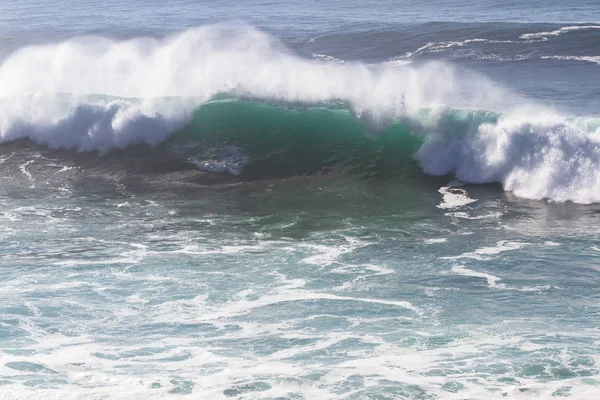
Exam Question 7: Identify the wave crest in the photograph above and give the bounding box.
[417,112,600,203]
[0,25,599,203]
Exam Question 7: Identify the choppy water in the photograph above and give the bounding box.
[0,1,599,399]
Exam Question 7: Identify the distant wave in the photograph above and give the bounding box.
[541,55,600,65]
[520,25,600,40]
[386,24,600,63]
[311,53,345,63]
[404,38,517,58]
[0,25,599,204]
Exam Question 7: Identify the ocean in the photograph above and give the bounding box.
[0,1,599,399]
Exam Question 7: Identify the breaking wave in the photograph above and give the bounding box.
[519,25,600,40]
[0,24,599,203]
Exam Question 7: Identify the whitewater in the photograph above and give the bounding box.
[0,25,599,203]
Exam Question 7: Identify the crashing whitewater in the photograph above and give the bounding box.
[0,24,599,203]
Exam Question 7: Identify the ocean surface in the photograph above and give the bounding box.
[0,1,599,399]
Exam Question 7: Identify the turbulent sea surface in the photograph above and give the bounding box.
[1,1,600,399]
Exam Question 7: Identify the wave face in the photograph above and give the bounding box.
[0,25,599,204]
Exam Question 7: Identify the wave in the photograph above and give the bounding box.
[401,38,517,59]
[541,55,600,65]
[311,53,345,64]
[519,25,600,40]
[383,26,600,64]
[0,25,599,204]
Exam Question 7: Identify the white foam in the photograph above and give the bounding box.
[541,55,600,65]
[311,53,345,63]
[383,58,413,66]
[300,236,369,267]
[152,285,417,329]
[451,265,502,288]
[520,25,600,40]
[417,112,600,204]
[0,152,14,163]
[57,165,75,173]
[330,263,395,291]
[444,211,503,220]
[19,159,36,185]
[437,180,478,209]
[361,263,394,275]
[54,244,149,267]
[444,240,527,261]
[170,243,270,256]
[424,238,447,244]
[403,38,517,59]
[450,265,553,292]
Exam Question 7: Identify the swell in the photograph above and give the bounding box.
[0,25,599,203]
